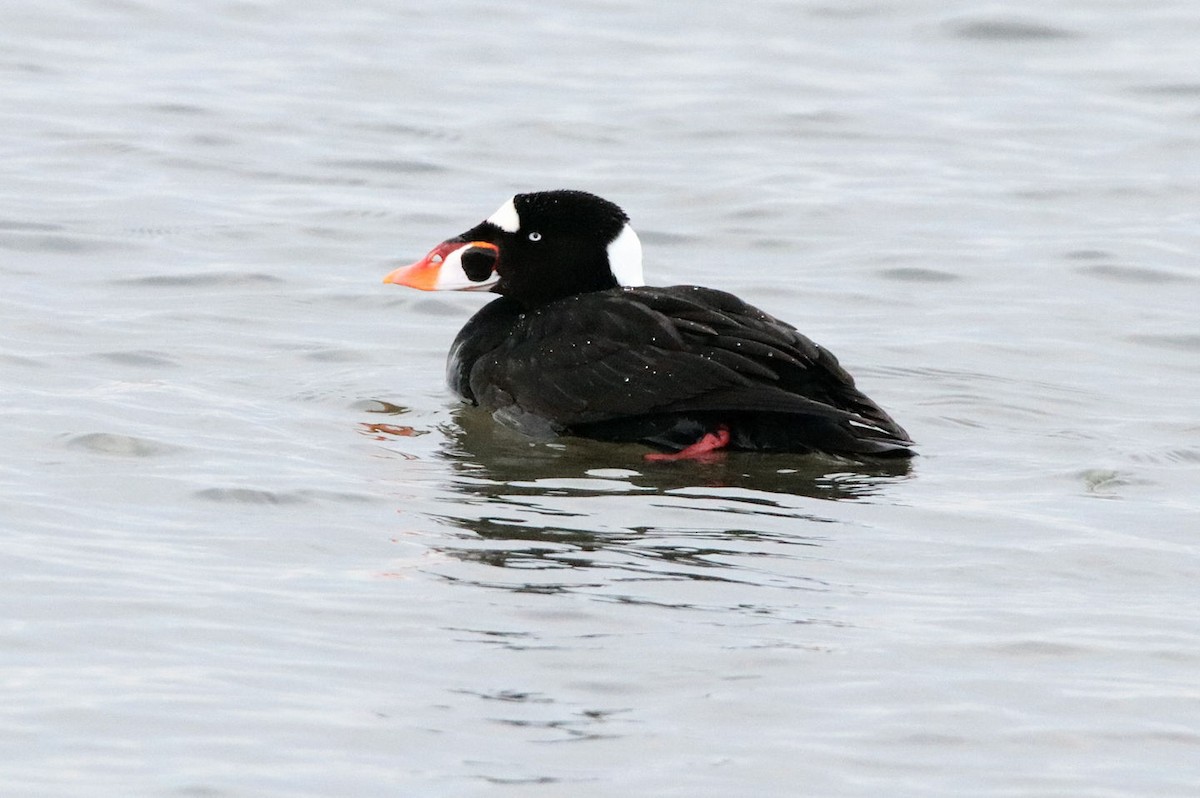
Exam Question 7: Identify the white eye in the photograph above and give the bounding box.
[528,231,542,242]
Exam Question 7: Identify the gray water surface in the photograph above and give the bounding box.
[3,1,1199,796]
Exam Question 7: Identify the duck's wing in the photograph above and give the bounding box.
[467,285,911,448]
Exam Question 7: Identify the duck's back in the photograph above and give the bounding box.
[449,285,914,458]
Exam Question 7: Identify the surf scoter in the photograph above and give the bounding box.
[383,190,914,460]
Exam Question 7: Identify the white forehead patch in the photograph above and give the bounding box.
[485,197,521,233]
[606,223,644,287]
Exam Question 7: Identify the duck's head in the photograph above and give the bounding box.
[384,190,644,307]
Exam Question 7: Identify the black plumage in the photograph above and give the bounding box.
[388,190,914,459]
[449,284,913,458]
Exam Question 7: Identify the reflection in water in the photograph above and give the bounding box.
[442,405,912,498]
[380,405,916,589]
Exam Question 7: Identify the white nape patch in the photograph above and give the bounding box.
[606,223,644,287]
[485,197,521,233]
[436,245,499,291]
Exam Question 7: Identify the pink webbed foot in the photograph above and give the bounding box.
[643,425,731,463]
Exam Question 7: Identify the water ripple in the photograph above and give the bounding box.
[65,432,182,457]
[192,487,310,505]
[113,271,284,288]
[322,158,447,175]
[945,17,1081,41]
[91,350,180,368]
[878,267,962,283]
[1077,263,1195,284]
[1127,334,1200,352]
